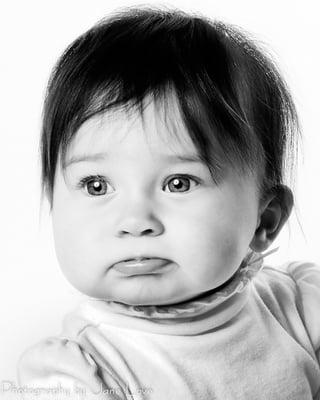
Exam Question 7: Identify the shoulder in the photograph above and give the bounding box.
[286,261,320,352]
[254,260,320,297]
[17,337,102,390]
[17,299,105,376]
[285,261,320,287]
[253,260,320,352]
[18,336,97,372]
[252,259,320,295]
[17,334,125,399]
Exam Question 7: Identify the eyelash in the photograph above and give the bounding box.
[76,174,201,196]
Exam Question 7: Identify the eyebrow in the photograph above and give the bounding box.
[64,151,205,168]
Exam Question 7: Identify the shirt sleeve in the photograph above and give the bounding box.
[287,261,320,363]
[17,337,125,400]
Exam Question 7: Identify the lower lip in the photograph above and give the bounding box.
[112,258,172,275]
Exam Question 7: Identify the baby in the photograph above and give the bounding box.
[18,7,320,400]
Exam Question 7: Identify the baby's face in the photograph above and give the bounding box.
[52,100,260,306]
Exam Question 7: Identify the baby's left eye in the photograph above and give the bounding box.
[163,176,199,193]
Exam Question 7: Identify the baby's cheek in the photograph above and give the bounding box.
[52,210,100,293]
[207,231,241,275]
[183,209,246,285]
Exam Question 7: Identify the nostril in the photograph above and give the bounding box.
[141,228,154,235]
[118,229,153,237]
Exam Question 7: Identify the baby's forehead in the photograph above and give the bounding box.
[65,98,198,162]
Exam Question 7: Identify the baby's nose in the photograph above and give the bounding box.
[114,200,164,237]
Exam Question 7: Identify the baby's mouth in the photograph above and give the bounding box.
[112,257,173,275]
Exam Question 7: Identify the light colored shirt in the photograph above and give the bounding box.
[17,254,320,399]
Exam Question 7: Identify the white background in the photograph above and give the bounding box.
[1,0,319,389]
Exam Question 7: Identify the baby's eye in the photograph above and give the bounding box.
[163,175,200,193]
[77,175,113,196]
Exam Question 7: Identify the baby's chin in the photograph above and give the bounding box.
[89,282,231,307]
[86,286,196,307]
[100,292,190,307]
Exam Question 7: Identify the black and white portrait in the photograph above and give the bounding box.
[1,1,320,399]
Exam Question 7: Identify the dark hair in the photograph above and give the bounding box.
[40,6,299,209]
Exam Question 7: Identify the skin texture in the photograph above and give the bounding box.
[51,98,292,306]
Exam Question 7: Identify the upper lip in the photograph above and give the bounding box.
[114,255,170,264]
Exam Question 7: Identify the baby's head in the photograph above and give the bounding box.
[41,8,298,306]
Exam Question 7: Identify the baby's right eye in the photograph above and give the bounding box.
[77,175,113,196]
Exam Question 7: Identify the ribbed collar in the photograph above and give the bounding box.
[68,248,278,336]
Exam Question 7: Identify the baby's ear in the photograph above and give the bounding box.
[250,185,293,252]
